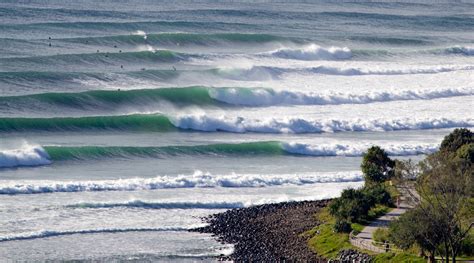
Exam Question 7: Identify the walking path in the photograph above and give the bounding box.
[350,184,418,253]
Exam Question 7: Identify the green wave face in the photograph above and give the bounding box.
[62,33,288,46]
[0,114,176,132]
[1,86,217,108]
[44,141,284,160]
[4,50,184,66]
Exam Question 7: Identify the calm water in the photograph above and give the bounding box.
[0,0,473,261]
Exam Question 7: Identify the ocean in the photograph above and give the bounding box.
[0,0,473,260]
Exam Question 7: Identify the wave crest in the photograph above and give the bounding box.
[268,44,352,60]
[0,170,362,194]
[172,115,474,134]
[209,87,474,106]
[282,142,438,157]
[0,143,50,168]
[443,46,474,56]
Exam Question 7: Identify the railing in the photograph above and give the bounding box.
[349,231,403,253]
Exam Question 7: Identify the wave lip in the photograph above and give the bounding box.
[68,200,247,210]
[209,87,474,107]
[0,227,192,242]
[0,143,51,168]
[268,44,352,60]
[0,170,363,195]
[282,142,438,157]
[172,115,474,134]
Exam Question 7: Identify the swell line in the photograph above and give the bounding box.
[0,227,192,242]
[1,86,473,112]
[0,114,472,134]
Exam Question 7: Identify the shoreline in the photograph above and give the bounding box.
[191,200,331,262]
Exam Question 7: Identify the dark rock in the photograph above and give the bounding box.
[190,200,331,262]
[335,249,373,263]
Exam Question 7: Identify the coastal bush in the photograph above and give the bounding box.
[456,143,474,163]
[389,128,473,262]
[361,146,395,184]
[329,188,372,223]
[362,184,394,207]
[373,228,390,244]
[333,218,351,233]
[440,128,473,153]
[329,184,393,230]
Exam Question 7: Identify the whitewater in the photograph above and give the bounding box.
[0,0,473,261]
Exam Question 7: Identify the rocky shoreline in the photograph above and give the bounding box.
[191,200,331,262]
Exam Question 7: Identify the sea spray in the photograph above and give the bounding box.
[0,143,51,168]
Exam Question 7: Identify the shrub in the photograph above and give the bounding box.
[329,188,372,223]
[363,184,394,207]
[373,228,390,243]
[333,218,352,233]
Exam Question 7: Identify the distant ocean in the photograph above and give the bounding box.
[0,0,473,260]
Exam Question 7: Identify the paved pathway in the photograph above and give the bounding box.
[350,185,418,253]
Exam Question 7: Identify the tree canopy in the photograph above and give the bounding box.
[361,146,395,184]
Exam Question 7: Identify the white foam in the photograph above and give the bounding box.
[209,87,474,106]
[0,143,51,168]
[0,170,362,194]
[282,142,438,156]
[133,30,147,40]
[268,44,352,60]
[0,227,192,242]
[444,46,474,56]
[215,65,474,81]
[172,114,474,133]
[307,65,474,75]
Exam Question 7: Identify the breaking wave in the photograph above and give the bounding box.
[441,46,474,56]
[0,170,363,194]
[281,142,437,157]
[1,141,437,168]
[0,143,51,168]
[46,141,437,160]
[1,114,472,133]
[267,44,352,60]
[208,86,474,106]
[3,86,473,112]
[171,115,474,133]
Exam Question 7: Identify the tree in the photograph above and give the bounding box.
[416,152,473,263]
[388,129,473,262]
[389,208,440,262]
[440,128,473,153]
[361,146,395,184]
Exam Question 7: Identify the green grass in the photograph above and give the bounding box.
[306,208,353,259]
[374,252,425,263]
[306,205,394,259]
